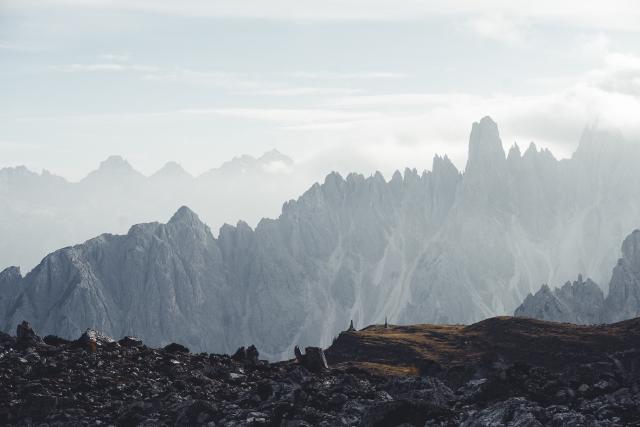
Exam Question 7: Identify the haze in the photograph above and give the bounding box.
[2,0,640,181]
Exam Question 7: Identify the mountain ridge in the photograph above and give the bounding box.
[3,117,640,360]
[516,229,640,323]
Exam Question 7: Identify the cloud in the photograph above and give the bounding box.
[96,53,130,62]
[0,140,42,150]
[287,72,407,80]
[589,52,640,96]
[8,0,640,33]
[261,160,294,174]
[463,14,527,45]
[0,41,40,51]
[179,108,384,125]
[48,63,365,96]
[192,48,640,173]
[252,87,363,97]
[50,63,157,72]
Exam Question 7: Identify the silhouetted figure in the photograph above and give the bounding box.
[348,320,355,332]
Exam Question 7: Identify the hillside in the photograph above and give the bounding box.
[2,316,640,425]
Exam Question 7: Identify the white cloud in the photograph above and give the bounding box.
[9,0,640,32]
[96,53,130,62]
[463,14,527,45]
[287,72,407,80]
[179,108,384,125]
[589,52,640,96]
[252,87,363,97]
[0,41,40,51]
[49,63,368,96]
[194,48,640,173]
[50,63,157,72]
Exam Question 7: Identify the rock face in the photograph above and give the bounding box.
[515,276,605,324]
[3,118,640,359]
[0,266,21,313]
[0,149,304,272]
[516,230,640,324]
[605,230,640,322]
[2,317,640,426]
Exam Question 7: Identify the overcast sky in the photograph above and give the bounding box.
[2,0,640,181]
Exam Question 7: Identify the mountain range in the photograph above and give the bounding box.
[0,149,307,271]
[515,229,640,323]
[2,116,640,359]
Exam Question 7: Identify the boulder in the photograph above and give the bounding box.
[118,336,143,347]
[76,328,116,352]
[302,347,329,372]
[164,342,190,354]
[16,321,41,348]
[232,345,260,365]
[43,335,72,347]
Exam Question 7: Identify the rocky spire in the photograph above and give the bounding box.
[464,116,506,176]
[605,230,640,322]
[348,320,355,332]
[168,205,203,226]
[507,143,521,165]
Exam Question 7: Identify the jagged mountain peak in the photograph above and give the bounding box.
[432,154,459,176]
[390,170,403,183]
[523,141,538,156]
[0,266,21,283]
[507,143,521,163]
[259,149,293,165]
[168,205,204,227]
[98,155,134,171]
[200,149,294,178]
[83,155,143,183]
[573,124,627,161]
[0,165,33,176]
[323,171,344,186]
[151,161,193,180]
[465,116,505,174]
[621,229,640,270]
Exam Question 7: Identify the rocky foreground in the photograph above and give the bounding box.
[2,317,640,426]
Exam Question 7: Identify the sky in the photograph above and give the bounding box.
[2,0,640,181]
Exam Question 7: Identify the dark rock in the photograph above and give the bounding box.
[360,399,450,427]
[232,344,260,365]
[43,335,72,346]
[16,320,41,347]
[256,380,273,401]
[247,345,259,363]
[232,346,247,361]
[1,317,640,426]
[302,347,329,372]
[76,328,115,352]
[118,336,143,347]
[20,394,58,419]
[164,342,190,353]
[174,399,219,426]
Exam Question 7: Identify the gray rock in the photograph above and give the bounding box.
[516,229,640,325]
[77,328,115,351]
[5,118,640,360]
[515,276,604,324]
[605,230,640,322]
[300,347,329,372]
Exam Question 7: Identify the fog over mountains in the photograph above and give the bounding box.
[516,229,640,324]
[2,116,640,360]
[0,149,307,271]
